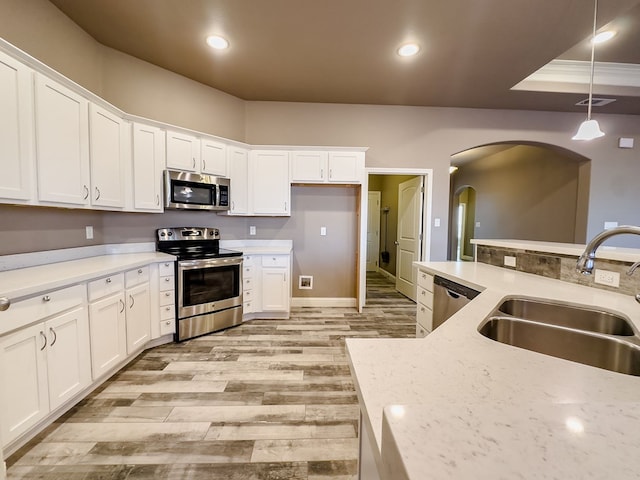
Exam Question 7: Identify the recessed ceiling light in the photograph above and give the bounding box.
[592,30,616,44]
[206,35,229,50]
[398,43,420,57]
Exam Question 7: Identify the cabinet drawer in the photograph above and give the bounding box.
[159,261,174,276]
[416,323,429,338]
[243,255,255,266]
[160,318,175,336]
[417,303,433,331]
[417,287,433,309]
[243,277,254,290]
[88,273,124,302]
[159,275,175,292]
[243,265,254,278]
[261,255,289,267]
[243,300,254,314]
[160,289,175,306]
[0,284,86,335]
[160,304,175,321]
[125,266,149,288]
[417,271,434,292]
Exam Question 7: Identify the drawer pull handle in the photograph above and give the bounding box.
[106,278,112,284]
[43,295,51,302]
[40,331,47,351]
[49,327,57,347]
[0,297,10,311]
[119,299,125,313]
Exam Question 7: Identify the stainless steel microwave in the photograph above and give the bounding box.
[164,169,230,211]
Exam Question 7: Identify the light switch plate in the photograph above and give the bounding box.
[320,227,327,236]
[504,256,516,267]
[85,226,93,240]
[249,226,256,236]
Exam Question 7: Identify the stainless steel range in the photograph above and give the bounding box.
[156,227,243,341]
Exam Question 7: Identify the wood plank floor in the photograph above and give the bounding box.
[6,272,415,479]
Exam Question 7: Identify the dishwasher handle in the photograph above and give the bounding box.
[433,275,480,300]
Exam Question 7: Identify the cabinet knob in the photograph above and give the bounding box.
[43,295,51,302]
[165,320,171,325]
[106,277,112,284]
[165,306,171,311]
[138,269,143,274]
[0,297,10,311]
[165,277,171,282]
[164,263,170,267]
[165,292,171,297]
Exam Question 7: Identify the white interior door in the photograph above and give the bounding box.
[396,176,424,301]
[366,192,381,271]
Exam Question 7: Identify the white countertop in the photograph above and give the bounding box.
[0,252,175,301]
[220,239,293,255]
[472,238,640,263]
[346,261,640,480]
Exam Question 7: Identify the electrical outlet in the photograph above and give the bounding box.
[504,255,516,267]
[594,269,620,287]
[249,226,256,236]
[85,225,94,240]
[320,227,327,236]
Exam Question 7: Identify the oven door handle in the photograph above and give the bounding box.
[179,257,243,269]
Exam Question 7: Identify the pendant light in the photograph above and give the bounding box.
[572,0,605,141]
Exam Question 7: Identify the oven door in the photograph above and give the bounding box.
[177,256,243,318]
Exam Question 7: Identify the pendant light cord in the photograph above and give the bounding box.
[587,0,598,120]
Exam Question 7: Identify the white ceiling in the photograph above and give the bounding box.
[49,0,640,115]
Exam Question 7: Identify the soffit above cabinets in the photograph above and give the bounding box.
[48,0,640,114]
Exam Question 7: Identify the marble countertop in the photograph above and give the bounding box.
[0,252,175,301]
[346,261,640,479]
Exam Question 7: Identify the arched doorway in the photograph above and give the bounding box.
[448,142,591,260]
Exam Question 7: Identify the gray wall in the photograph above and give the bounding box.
[450,145,588,249]
[1,0,640,281]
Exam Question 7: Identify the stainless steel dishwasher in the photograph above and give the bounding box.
[432,275,480,330]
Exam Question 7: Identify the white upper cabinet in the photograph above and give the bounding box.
[132,122,165,212]
[291,150,364,184]
[250,150,290,216]
[89,104,126,208]
[327,152,364,183]
[34,73,90,206]
[166,130,200,172]
[0,50,34,202]
[227,146,249,215]
[201,138,227,177]
[291,151,328,183]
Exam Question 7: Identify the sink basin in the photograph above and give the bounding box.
[479,316,640,376]
[496,297,636,336]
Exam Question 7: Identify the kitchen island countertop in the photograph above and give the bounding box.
[346,261,640,480]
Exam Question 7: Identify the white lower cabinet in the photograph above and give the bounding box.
[157,261,176,337]
[0,301,90,446]
[416,270,434,337]
[242,255,258,314]
[88,289,127,380]
[125,271,151,355]
[261,255,291,312]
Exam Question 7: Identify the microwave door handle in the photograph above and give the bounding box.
[215,185,221,207]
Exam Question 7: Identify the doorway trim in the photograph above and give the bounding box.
[359,167,433,311]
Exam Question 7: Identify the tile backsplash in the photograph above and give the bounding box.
[476,245,639,296]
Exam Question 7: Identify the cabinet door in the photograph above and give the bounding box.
[46,307,91,410]
[0,323,49,446]
[89,294,127,379]
[251,150,290,215]
[291,151,327,183]
[166,130,199,172]
[227,146,249,215]
[261,268,290,312]
[327,152,363,183]
[89,104,126,208]
[34,74,90,205]
[201,138,227,176]
[0,50,34,201]
[132,122,164,211]
[126,283,151,354]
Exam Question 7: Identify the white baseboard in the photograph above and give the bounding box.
[376,268,396,283]
[291,297,357,308]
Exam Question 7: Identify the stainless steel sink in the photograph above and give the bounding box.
[496,297,636,336]
[479,297,640,376]
[479,317,640,376]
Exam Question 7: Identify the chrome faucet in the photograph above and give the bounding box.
[576,225,640,303]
